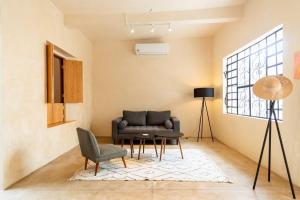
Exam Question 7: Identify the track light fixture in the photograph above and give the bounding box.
[130,26,135,33]
[168,23,173,32]
[128,23,174,34]
[150,24,155,33]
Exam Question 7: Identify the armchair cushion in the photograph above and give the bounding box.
[147,111,171,125]
[123,110,146,126]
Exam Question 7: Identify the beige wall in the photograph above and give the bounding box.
[212,0,300,186]
[1,0,93,188]
[0,0,3,189]
[92,38,213,138]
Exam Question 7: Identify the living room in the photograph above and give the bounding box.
[1,0,300,199]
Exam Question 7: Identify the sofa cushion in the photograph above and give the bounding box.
[118,120,128,129]
[123,111,146,126]
[147,111,171,125]
[164,119,173,129]
[119,125,173,134]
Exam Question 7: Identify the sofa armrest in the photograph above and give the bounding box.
[112,117,122,142]
[171,117,180,133]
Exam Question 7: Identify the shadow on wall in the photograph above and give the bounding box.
[3,149,25,188]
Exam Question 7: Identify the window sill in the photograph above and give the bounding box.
[47,120,76,128]
[223,112,283,123]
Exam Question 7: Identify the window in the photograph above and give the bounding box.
[224,26,283,120]
[46,42,83,127]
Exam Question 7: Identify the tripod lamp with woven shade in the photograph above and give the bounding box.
[252,75,295,199]
[193,88,214,142]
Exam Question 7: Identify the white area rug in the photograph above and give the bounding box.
[70,149,231,183]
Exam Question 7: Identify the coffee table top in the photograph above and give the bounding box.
[155,132,184,138]
[117,134,136,139]
[135,133,154,139]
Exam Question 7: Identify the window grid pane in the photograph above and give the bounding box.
[224,27,283,120]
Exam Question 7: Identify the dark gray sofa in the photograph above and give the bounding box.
[112,110,180,144]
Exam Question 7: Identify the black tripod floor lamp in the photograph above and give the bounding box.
[194,88,214,142]
[252,76,295,199]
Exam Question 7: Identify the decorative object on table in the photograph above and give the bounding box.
[70,149,231,183]
[252,76,295,199]
[293,51,300,79]
[76,128,127,176]
[194,88,214,142]
[112,110,180,145]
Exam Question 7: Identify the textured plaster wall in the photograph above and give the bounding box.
[1,0,93,188]
[212,0,300,186]
[91,38,213,138]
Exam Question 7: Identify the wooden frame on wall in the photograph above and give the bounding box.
[46,42,83,127]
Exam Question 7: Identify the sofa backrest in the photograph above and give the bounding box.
[123,110,147,126]
[122,110,171,126]
[147,111,171,125]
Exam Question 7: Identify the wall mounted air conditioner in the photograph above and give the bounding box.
[135,43,169,55]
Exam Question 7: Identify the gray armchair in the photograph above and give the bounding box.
[77,127,127,176]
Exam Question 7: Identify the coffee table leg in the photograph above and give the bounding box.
[121,139,124,147]
[163,138,166,154]
[130,139,133,158]
[160,138,164,161]
[138,139,142,160]
[153,138,158,157]
[143,139,145,153]
[178,138,184,159]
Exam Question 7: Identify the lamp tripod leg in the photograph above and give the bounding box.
[272,109,296,199]
[253,118,271,190]
[204,99,214,142]
[200,98,205,140]
[268,102,273,182]
[197,99,204,142]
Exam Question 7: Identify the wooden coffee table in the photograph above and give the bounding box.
[155,132,184,161]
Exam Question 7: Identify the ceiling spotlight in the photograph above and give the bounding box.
[168,24,173,32]
[150,25,155,33]
[130,25,135,33]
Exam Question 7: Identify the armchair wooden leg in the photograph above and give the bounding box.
[95,162,99,176]
[122,157,127,168]
[84,157,88,170]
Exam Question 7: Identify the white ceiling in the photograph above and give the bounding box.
[51,0,247,41]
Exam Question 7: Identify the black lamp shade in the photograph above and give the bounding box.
[194,88,214,98]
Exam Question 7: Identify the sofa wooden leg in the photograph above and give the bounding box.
[84,157,88,170]
[122,157,127,168]
[95,162,99,176]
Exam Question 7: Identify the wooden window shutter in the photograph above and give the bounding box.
[63,60,83,103]
[47,103,65,125]
[46,43,54,103]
